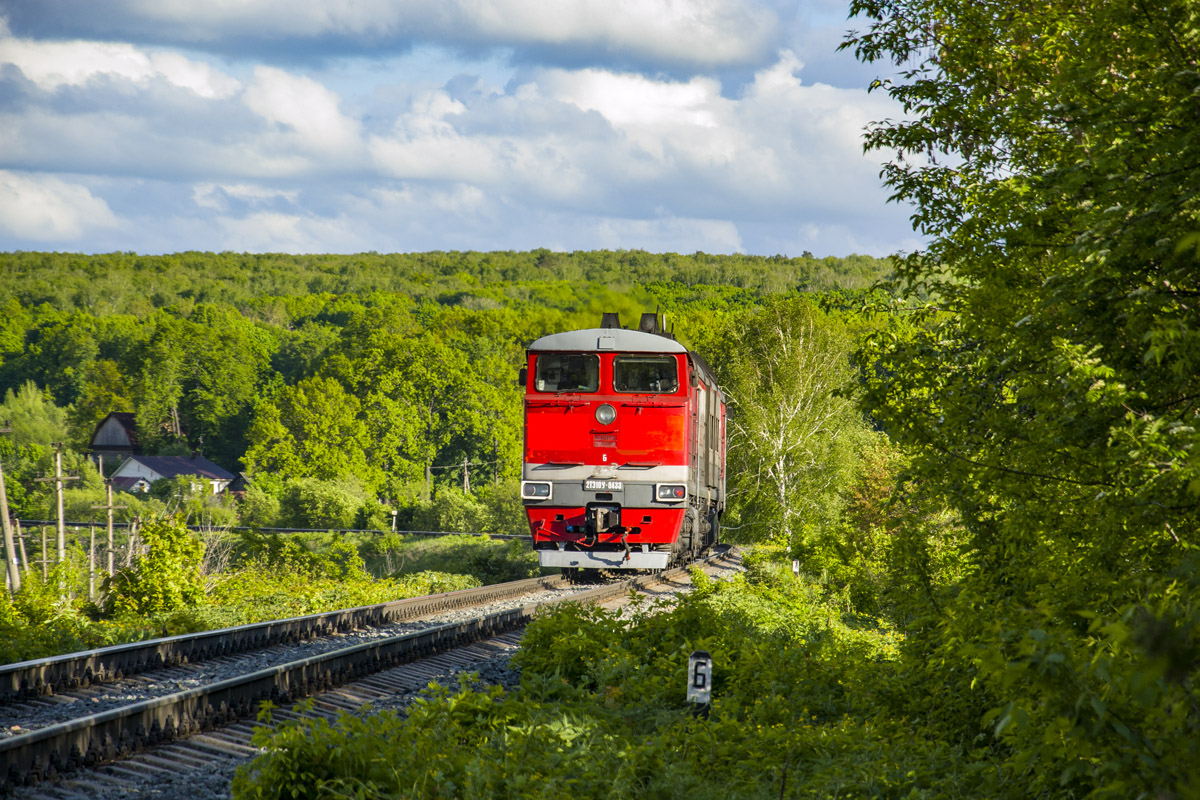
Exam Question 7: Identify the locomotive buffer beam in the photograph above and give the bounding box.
[540,519,666,569]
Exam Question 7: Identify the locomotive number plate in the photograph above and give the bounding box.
[584,479,623,491]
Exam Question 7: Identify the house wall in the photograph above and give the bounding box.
[112,460,163,482]
[112,459,231,494]
[92,417,134,448]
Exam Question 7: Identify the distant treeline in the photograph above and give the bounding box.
[0,250,891,313]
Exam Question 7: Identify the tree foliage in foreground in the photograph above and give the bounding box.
[844,0,1200,794]
[233,565,995,800]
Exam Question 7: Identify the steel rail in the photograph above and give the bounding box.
[15,520,526,539]
[0,546,736,791]
[0,574,566,702]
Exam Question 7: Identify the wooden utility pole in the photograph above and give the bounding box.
[462,457,470,495]
[126,516,141,567]
[15,519,28,575]
[35,444,80,564]
[88,523,96,599]
[92,479,126,577]
[0,421,19,594]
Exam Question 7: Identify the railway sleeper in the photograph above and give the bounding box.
[83,733,117,767]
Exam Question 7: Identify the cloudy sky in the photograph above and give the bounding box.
[0,1,917,257]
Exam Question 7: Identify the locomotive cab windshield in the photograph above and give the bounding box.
[613,355,679,393]
[535,353,599,393]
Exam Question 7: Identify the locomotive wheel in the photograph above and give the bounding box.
[679,508,701,561]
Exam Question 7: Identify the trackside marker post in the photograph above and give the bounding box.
[687,650,712,717]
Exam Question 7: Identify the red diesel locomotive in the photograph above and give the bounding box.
[521,312,726,570]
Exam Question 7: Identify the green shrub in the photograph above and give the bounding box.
[405,489,488,533]
[239,484,281,527]
[232,531,368,580]
[0,565,161,665]
[277,477,362,529]
[352,500,390,531]
[204,565,477,622]
[103,516,205,615]
[475,480,529,536]
[375,534,539,584]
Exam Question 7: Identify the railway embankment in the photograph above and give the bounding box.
[3,548,742,799]
[232,548,973,799]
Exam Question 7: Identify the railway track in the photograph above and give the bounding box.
[6,632,528,800]
[1,573,570,705]
[1,546,741,796]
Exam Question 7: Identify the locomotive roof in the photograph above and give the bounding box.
[528,327,723,394]
[528,328,688,354]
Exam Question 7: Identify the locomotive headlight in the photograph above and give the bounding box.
[521,481,553,500]
[656,484,687,502]
[595,403,617,425]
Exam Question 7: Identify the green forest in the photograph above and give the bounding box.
[5,0,1200,796]
[0,248,887,533]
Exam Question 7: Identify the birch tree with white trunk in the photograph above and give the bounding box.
[714,299,868,546]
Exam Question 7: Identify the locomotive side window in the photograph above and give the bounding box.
[613,356,679,394]
[534,353,599,393]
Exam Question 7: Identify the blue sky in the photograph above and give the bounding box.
[0,1,918,257]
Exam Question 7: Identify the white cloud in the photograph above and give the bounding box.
[364,51,900,222]
[590,215,744,253]
[0,25,240,98]
[368,89,501,182]
[0,171,120,241]
[193,182,300,211]
[243,184,745,254]
[529,68,730,162]
[213,211,362,252]
[243,66,363,157]
[112,0,777,68]
[536,69,721,129]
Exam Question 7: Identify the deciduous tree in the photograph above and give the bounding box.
[709,299,870,546]
[845,0,1200,792]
